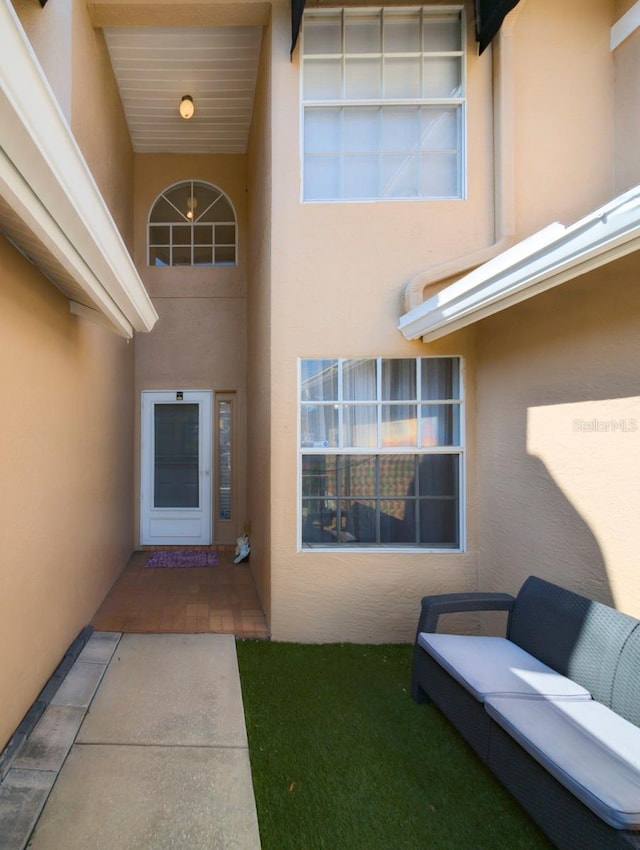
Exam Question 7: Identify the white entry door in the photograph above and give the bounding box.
[141,391,212,545]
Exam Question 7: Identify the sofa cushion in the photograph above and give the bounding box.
[485,696,640,830]
[417,634,592,701]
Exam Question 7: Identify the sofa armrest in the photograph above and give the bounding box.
[415,592,516,637]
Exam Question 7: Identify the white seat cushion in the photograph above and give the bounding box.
[417,634,591,701]
[486,696,640,830]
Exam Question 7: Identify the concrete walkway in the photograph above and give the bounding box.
[0,632,261,849]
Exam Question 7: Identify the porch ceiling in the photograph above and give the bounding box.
[103,25,264,155]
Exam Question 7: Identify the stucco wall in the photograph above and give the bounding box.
[11,0,73,120]
[475,253,640,617]
[266,1,484,643]
[511,0,614,231]
[246,17,273,621]
[2,0,138,753]
[70,0,134,248]
[133,154,249,545]
[12,0,134,247]
[261,0,620,642]
[0,237,135,751]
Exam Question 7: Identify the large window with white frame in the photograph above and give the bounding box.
[300,356,463,548]
[302,6,465,202]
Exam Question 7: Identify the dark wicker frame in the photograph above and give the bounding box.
[411,580,640,850]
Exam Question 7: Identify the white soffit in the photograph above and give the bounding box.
[103,26,263,154]
[398,186,640,342]
[0,0,158,338]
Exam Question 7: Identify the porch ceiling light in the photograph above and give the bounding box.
[179,94,195,120]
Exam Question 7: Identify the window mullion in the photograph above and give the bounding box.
[338,359,344,449]
[414,454,420,545]
[375,455,381,544]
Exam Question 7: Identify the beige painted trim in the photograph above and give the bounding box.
[611,0,640,50]
[0,0,158,338]
[398,186,640,341]
[88,0,271,28]
[402,2,525,312]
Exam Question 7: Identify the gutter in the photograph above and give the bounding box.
[402,3,524,313]
[398,186,640,342]
[0,0,158,338]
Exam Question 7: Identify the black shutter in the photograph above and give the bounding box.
[475,0,521,54]
[291,0,306,56]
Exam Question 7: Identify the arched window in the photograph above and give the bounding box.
[147,180,236,267]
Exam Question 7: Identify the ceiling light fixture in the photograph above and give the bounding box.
[186,195,198,221]
[179,94,195,120]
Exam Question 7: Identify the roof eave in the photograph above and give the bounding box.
[398,187,640,343]
[0,0,158,339]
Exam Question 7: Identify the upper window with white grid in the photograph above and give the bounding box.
[302,6,465,202]
[147,180,236,267]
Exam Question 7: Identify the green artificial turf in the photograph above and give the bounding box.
[236,641,554,850]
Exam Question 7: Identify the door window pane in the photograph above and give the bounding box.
[345,58,382,99]
[423,12,462,52]
[423,57,462,98]
[301,359,339,401]
[345,12,381,53]
[382,358,416,399]
[384,11,421,53]
[421,357,460,399]
[343,358,377,400]
[301,404,339,447]
[218,399,232,521]
[420,152,459,198]
[379,455,416,496]
[304,156,341,201]
[381,404,417,446]
[384,57,421,98]
[343,155,379,200]
[344,405,378,447]
[304,13,342,55]
[304,59,343,100]
[419,404,460,446]
[154,404,199,508]
[305,109,342,153]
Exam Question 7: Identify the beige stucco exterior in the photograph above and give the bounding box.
[475,252,640,615]
[261,0,627,642]
[133,154,249,544]
[1,0,136,750]
[246,13,273,619]
[2,0,640,749]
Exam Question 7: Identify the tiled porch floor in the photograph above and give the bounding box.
[91,549,269,638]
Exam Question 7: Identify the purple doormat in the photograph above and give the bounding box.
[145,550,219,568]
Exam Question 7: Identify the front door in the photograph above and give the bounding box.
[141,391,212,545]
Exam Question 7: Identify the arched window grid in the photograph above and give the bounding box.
[147,180,237,268]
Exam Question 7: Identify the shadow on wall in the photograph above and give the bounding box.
[478,258,640,613]
[512,452,612,606]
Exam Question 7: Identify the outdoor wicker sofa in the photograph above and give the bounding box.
[411,575,640,850]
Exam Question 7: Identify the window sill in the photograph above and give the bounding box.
[299,545,465,554]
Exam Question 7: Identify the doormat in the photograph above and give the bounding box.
[145,550,219,569]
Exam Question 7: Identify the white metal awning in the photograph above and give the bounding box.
[399,186,640,342]
[0,0,158,339]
